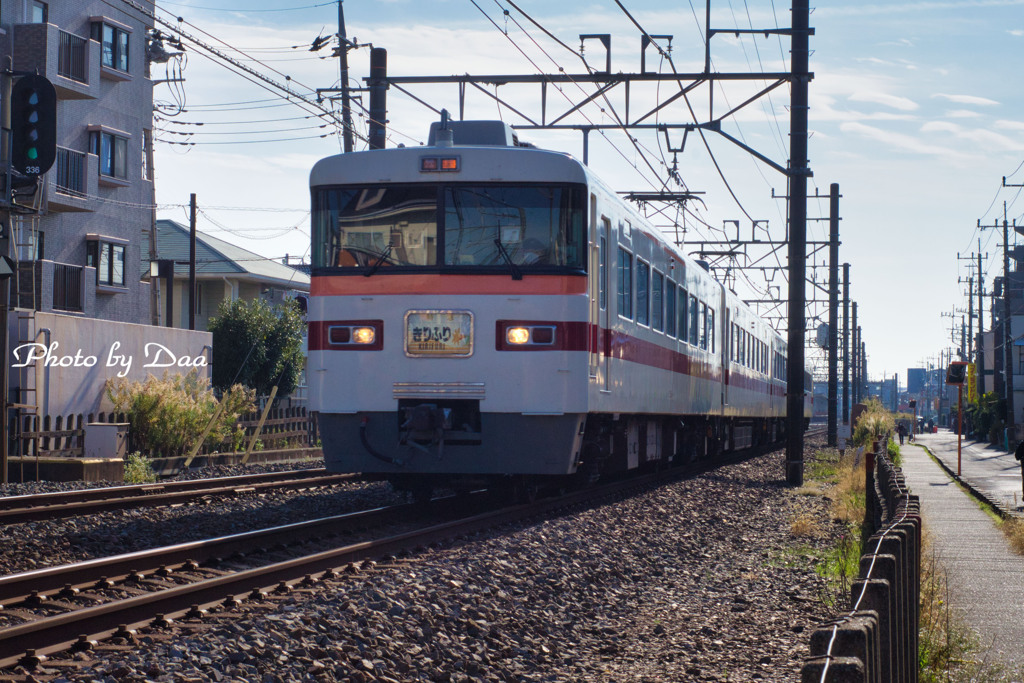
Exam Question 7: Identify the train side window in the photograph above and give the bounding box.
[617,247,633,320]
[678,287,689,343]
[599,224,609,310]
[688,295,699,347]
[651,270,664,332]
[708,308,715,353]
[665,279,676,337]
[699,303,708,350]
[636,260,650,327]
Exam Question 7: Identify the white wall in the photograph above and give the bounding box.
[8,312,212,416]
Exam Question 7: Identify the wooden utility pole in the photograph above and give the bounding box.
[189,193,197,331]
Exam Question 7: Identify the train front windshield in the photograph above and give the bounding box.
[312,184,586,271]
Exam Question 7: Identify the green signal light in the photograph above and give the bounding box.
[27,148,39,160]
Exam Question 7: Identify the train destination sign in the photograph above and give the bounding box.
[405,310,473,357]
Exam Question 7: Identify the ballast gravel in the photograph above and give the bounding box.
[2,444,844,682]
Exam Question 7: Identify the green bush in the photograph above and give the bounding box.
[124,451,157,483]
[208,298,305,397]
[107,370,255,457]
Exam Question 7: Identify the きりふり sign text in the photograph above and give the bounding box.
[10,341,208,378]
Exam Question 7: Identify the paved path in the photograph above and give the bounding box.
[911,429,1024,516]
[898,432,1024,667]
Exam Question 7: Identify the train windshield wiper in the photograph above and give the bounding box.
[493,239,522,281]
[363,244,394,277]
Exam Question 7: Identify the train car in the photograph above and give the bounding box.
[308,116,796,496]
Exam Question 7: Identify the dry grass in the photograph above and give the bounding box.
[789,512,823,538]
[832,455,866,526]
[1004,517,1024,555]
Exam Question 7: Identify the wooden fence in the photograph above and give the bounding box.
[801,438,921,682]
[14,407,319,458]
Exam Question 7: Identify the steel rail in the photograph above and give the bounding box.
[0,470,355,524]
[0,476,653,668]
[0,433,816,669]
[0,499,425,607]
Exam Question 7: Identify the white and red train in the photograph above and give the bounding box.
[308,118,810,496]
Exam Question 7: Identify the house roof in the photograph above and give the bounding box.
[153,220,310,291]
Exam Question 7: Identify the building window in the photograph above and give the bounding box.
[91,131,129,180]
[87,241,126,286]
[31,1,48,23]
[93,22,130,72]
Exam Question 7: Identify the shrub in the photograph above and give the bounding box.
[851,398,895,446]
[124,451,157,483]
[208,298,305,397]
[107,370,255,457]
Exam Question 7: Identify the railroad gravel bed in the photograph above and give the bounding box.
[5,442,844,682]
[0,460,405,577]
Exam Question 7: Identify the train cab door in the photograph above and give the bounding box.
[598,216,611,391]
[588,204,611,392]
[723,306,730,410]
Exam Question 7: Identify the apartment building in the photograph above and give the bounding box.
[2,0,211,420]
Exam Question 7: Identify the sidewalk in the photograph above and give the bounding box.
[898,430,1024,667]
[911,429,1024,516]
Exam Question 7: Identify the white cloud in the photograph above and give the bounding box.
[849,91,919,111]
[932,93,1000,106]
[945,109,984,118]
[995,120,1024,131]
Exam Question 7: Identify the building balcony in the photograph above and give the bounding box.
[47,147,98,213]
[12,23,99,100]
[14,260,86,314]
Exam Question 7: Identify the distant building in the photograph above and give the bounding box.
[147,220,310,331]
[907,367,926,394]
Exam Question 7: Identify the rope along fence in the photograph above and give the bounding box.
[801,438,921,682]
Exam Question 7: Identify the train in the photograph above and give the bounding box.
[308,115,810,499]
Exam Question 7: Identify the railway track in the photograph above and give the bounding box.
[0,434,826,671]
[0,468,355,524]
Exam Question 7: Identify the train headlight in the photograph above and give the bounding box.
[353,327,376,344]
[326,321,383,350]
[506,327,530,345]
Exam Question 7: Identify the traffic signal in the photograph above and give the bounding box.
[10,74,57,176]
[946,361,968,385]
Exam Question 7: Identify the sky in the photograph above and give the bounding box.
[146,0,1024,386]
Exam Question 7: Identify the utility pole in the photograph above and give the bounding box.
[337,0,355,153]
[827,183,840,447]
[189,193,197,331]
[785,0,811,487]
[979,202,1017,432]
[977,247,986,400]
[852,302,859,404]
[842,263,850,425]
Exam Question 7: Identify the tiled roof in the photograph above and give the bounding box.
[152,220,309,291]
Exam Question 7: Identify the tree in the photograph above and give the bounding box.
[208,298,305,397]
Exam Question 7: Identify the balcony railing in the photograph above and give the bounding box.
[55,147,87,198]
[53,263,84,313]
[57,29,88,83]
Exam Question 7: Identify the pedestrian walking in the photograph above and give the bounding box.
[897,422,906,445]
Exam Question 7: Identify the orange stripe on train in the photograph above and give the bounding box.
[311,274,588,296]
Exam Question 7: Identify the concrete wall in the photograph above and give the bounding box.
[9,311,212,416]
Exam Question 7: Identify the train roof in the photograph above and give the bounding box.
[310,123,589,187]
